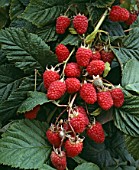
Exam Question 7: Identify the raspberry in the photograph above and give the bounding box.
[86,121,105,143]
[69,110,87,133]
[56,15,70,34]
[91,50,101,60]
[75,106,89,126]
[87,60,105,76]
[43,68,60,90]
[80,83,97,104]
[125,13,137,25]
[24,105,40,119]
[97,91,113,110]
[109,5,129,22]
[64,137,83,157]
[51,151,67,170]
[55,44,70,63]
[100,50,115,63]
[64,62,81,78]
[76,47,92,67]
[73,14,88,34]
[46,127,61,148]
[110,88,124,108]
[47,80,66,100]
[65,78,80,93]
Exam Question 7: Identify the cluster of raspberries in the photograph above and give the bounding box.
[23,5,137,169]
[46,106,105,170]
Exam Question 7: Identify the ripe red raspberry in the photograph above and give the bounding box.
[97,91,113,110]
[75,106,89,126]
[125,13,137,25]
[55,44,70,63]
[87,60,105,76]
[76,47,92,67]
[64,62,81,78]
[65,78,80,94]
[110,88,124,108]
[47,80,66,100]
[24,105,40,119]
[100,50,115,63]
[51,151,67,170]
[46,127,61,148]
[56,15,70,34]
[43,69,60,90]
[91,50,101,60]
[69,110,87,133]
[64,137,83,157]
[86,121,105,143]
[80,83,97,104]
[109,5,129,22]
[73,14,88,34]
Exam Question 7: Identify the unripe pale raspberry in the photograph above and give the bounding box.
[46,129,61,148]
[76,47,92,67]
[64,62,81,78]
[55,44,70,63]
[73,14,88,34]
[24,105,40,119]
[109,5,129,22]
[91,50,101,60]
[87,60,105,76]
[80,83,97,104]
[69,111,86,133]
[65,78,80,93]
[43,69,60,89]
[87,121,105,143]
[65,138,83,157]
[125,13,137,25]
[51,151,67,170]
[100,50,115,63]
[97,91,113,110]
[47,80,66,100]
[56,15,70,34]
[110,88,124,108]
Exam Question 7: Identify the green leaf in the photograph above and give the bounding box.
[60,34,81,46]
[39,164,55,170]
[125,135,139,160]
[92,0,115,8]
[122,59,139,93]
[69,28,78,35]
[21,0,68,27]
[73,156,87,164]
[0,8,8,29]
[0,0,10,7]
[10,18,36,33]
[19,0,29,6]
[102,20,125,36]
[9,0,24,20]
[0,64,25,102]
[74,163,100,170]
[103,62,111,78]
[113,90,139,137]
[0,119,52,169]
[113,28,139,64]
[0,76,35,126]
[36,24,58,42]
[0,28,57,73]
[17,91,49,114]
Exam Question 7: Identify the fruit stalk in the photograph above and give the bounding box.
[85,9,108,44]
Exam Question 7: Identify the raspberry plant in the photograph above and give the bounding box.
[0,0,139,170]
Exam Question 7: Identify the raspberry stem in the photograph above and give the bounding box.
[85,9,108,45]
[61,47,75,78]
